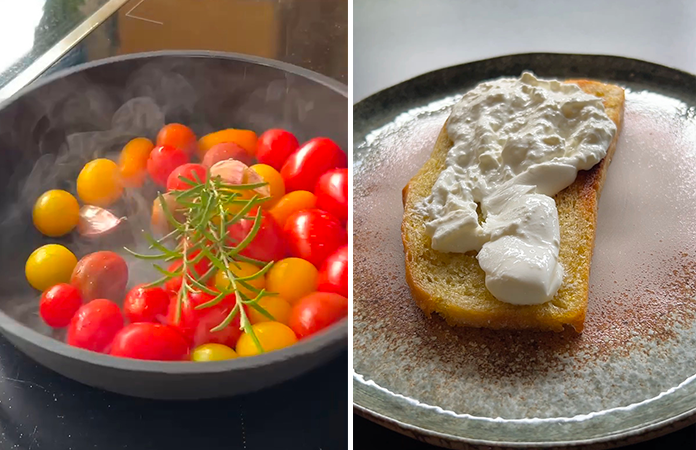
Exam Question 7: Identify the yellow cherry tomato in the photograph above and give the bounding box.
[236,321,297,356]
[25,244,77,291]
[77,158,123,207]
[248,296,292,325]
[269,190,317,228]
[198,129,257,159]
[118,137,154,187]
[191,343,238,361]
[223,189,256,216]
[32,190,80,237]
[265,257,318,304]
[214,261,265,300]
[250,164,285,209]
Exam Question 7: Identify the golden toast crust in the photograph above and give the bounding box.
[401,79,625,332]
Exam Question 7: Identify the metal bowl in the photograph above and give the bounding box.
[0,51,347,399]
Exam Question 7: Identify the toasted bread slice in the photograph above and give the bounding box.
[401,79,624,332]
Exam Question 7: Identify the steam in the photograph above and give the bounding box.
[4,95,172,297]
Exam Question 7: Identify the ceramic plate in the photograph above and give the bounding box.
[353,54,696,448]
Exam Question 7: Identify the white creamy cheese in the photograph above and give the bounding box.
[422,72,616,305]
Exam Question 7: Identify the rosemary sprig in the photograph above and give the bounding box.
[126,173,277,354]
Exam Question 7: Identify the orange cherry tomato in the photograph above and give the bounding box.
[157,123,198,156]
[265,257,318,304]
[235,321,297,356]
[118,137,154,187]
[248,296,292,325]
[250,164,285,209]
[214,261,265,300]
[198,129,257,159]
[268,190,317,228]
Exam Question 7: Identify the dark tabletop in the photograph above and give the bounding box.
[0,1,348,449]
[0,338,347,449]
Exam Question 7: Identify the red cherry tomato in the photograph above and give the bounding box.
[39,283,83,328]
[227,210,285,263]
[166,163,207,192]
[166,291,242,348]
[315,168,348,223]
[202,142,252,168]
[67,299,124,353]
[147,145,190,187]
[123,284,170,323]
[284,209,346,267]
[71,251,128,302]
[289,292,348,339]
[157,123,198,156]
[256,129,299,171]
[164,250,212,293]
[110,323,189,361]
[317,245,348,297]
[280,138,346,192]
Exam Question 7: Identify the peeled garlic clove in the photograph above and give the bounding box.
[209,159,270,197]
[78,206,126,238]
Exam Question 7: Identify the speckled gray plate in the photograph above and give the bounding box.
[353,54,696,448]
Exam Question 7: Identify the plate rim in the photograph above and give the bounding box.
[352,52,696,449]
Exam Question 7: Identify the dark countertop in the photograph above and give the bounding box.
[0,337,347,449]
[0,1,348,449]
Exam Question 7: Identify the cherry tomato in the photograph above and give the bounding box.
[235,321,297,356]
[250,164,285,209]
[147,145,190,187]
[227,210,285,263]
[214,261,265,300]
[157,123,198,156]
[284,209,346,267]
[166,291,242,348]
[151,192,184,237]
[248,296,292,325]
[164,251,212,293]
[39,283,83,328]
[318,245,348,297]
[110,323,189,361]
[25,244,77,292]
[67,299,124,353]
[32,189,80,237]
[166,163,207,192]
[315,168,348,224]
[269,190,317,228]
[280,138,346,192]
[191,343,238,361]
[77,158,123,207]
[265,257,318,304]
[198,129,257,159]
[289,292,348,339]
[118,137,154,187]
[256,129,299,171]
[71,251,129,301]
[201,142,252,167]
[123,284,170,323]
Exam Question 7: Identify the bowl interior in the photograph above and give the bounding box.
[0,53,347,349]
